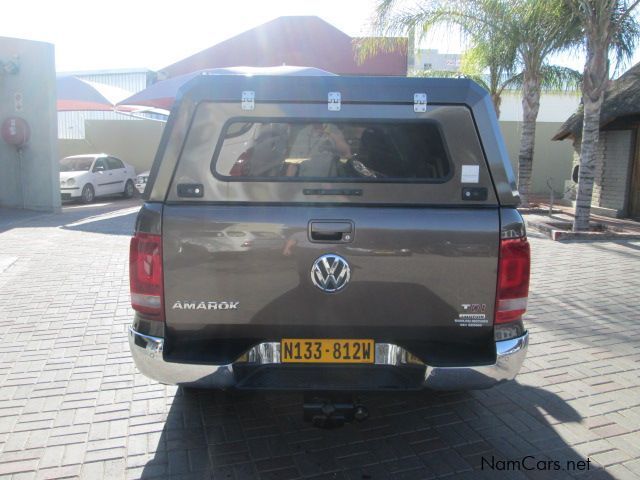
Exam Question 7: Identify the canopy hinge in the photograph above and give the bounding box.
[241,91,255,110]
[414,93,427,113]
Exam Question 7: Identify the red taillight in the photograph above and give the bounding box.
[495,237,530,324]
[129,232,164,320]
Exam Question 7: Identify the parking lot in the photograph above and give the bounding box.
[0,199,639,479]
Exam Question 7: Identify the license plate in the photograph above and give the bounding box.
[281,339,374,363]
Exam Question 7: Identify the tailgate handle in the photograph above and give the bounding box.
[309,221,354,243]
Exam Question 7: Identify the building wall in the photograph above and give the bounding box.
[58,111,137,140]
[58,119,164,174]
[59,69,155,94]
[500,91,581,122]
[0,37,59,212]
[591,136,606,207]
[56,70,152,140]
[494,92,581,197]
[499,121,574,196]
[56,116,572,197]
[67,70,150,93]
[592,130,634,217]
[412,49,461,72]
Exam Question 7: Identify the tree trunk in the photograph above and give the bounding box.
[573,12,610,232]
[517,72,541,207]
[573,99,604,231]
[488,68,502,119]
[491,92,502,119]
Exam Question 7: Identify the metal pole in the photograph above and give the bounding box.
[547,177,554,216]
[17,148,26,209]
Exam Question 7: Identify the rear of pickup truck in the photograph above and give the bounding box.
[128,75,529,391]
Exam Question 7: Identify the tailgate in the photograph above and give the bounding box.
[163,205,499,364]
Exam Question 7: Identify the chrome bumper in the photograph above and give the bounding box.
[129,327,528,390]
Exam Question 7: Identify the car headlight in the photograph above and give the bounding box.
[67,178,76,186]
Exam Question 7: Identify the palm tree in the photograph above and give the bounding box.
[358,0,582,206]
[454,47,582,119]
[457,44,519,119]
[408,47,517,118]
[357,0,519,119]
[569,0,640,231]
[510,0,582,205]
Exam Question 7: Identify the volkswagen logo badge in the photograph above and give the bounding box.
[311,254,351,293]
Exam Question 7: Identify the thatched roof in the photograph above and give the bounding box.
[553,62,640,141]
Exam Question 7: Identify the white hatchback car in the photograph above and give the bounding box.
[59,154,137,203]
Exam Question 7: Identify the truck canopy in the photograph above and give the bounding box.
[145,74,519,206]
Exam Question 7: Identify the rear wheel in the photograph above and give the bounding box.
[123,180,135,198]
[81,184,95,204]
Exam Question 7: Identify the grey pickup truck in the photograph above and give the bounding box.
[129,74,530,397]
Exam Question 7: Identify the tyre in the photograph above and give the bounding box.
[81,184,95,204]
[123,180,135,198]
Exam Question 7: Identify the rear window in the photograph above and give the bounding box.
[213,120,451,182]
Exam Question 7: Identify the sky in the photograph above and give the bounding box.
[2,0,639,75]
[2,0,386,72]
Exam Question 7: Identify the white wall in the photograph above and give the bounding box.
[0,36,60,212]
[496,91,581,197]
[499,121,575,196]
[58,110,138,140]
[500,91,581,122]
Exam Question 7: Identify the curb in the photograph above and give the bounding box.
[526,219,640,241]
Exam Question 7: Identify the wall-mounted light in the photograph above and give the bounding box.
[1,55,20,75]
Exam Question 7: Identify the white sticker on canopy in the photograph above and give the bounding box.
[461,165,480,183]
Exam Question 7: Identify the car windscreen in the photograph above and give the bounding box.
[213,120,451,182]
[59,157,93,172]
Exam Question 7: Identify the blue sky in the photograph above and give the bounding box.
[3,0,638,75]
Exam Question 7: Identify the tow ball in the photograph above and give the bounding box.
[303,394,369,428]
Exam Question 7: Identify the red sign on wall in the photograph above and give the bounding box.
[1,117,30,147]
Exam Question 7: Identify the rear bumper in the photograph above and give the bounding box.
[129,327,528,391]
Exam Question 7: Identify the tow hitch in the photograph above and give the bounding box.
[303,394,369,428]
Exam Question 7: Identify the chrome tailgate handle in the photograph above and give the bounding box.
[309,221,354,243]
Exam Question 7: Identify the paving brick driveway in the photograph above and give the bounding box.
[0,200,639,480]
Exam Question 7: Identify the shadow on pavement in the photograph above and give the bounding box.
[0,198,141,236]
[0,207,51,234]
[59,208,139,236]
[141,382,610,479]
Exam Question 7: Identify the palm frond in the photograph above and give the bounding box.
[540,65,583,90]
[508,65,583,91]
[355,0,513,63]
[610,3,640,72]
[353,36,408,65]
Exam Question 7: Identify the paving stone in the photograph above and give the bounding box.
[2,202,640,479]
[591,448,633,467]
